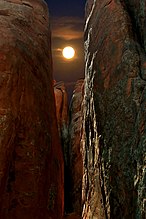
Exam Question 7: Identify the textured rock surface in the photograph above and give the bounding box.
[54,81,68,139]
[0,0,64,218]
[69,79,84,215]
[54,81,69,213]
[83,0,146,218]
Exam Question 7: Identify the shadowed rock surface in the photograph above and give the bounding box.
[0,0,64,218]
[54,81,69,213]
[69,79,84,215]
[64,212,81,219]
[54,81,68,135]
[82,0,146,218]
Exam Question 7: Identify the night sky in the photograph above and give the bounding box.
[45,0,86,98]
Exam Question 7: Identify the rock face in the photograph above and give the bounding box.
[83,0,146,218]
[54,81,68,140]
[0,0,64,218]
[69,79,84,215]
[54,81,69,213]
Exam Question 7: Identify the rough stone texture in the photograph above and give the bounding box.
[0,0,64,218]
[54,81,68,168]
[54,81,68,138]
[54,81,69,213]
[123,0,146,51]
[83,0,146,218]
[69,79,84,215]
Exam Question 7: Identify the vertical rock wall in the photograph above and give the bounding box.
[54,81,69,213]
[83,0,146,218]
[0,0,64,218]
[69,79,84,215]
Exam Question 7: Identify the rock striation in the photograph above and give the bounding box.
[82,0,146,218]
[54,81,69,213]
[69,79,84,215]
[54,81,69,143]
[0,0,64,218]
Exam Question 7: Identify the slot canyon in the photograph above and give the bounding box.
[0,0,145,218]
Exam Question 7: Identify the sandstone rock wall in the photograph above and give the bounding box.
[83,0,146,218]
[54,81,69,213]
[0,0,63,218]
[54,81,68,167]
[54,81,68,136]
[69,79,84,215]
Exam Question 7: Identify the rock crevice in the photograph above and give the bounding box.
[0,0,146,219]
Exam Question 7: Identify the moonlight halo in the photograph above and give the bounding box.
[62,46,75,59]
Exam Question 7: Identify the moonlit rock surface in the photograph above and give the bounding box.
[0,0,64,218]
[83,0,146,218]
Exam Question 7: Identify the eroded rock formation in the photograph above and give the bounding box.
[54,81,68,135]
[54,81,69,213]
[1,0,146,218]
[69,79,84,216]
[0,0,63,218]
[82,0,146,218]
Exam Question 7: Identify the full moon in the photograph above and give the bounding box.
[62,46,75,59]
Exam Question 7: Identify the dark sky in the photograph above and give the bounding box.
[46,0,85,17]
[45,0,86,98]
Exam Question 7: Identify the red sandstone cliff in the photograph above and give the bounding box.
[54,81,68,135]
[69,79,84,216]
[0,0,64,218]
[2,0,145,218]
[82,0,146,218]
[54,81,69,214]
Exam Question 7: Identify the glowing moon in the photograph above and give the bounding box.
[62,46,75,59]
